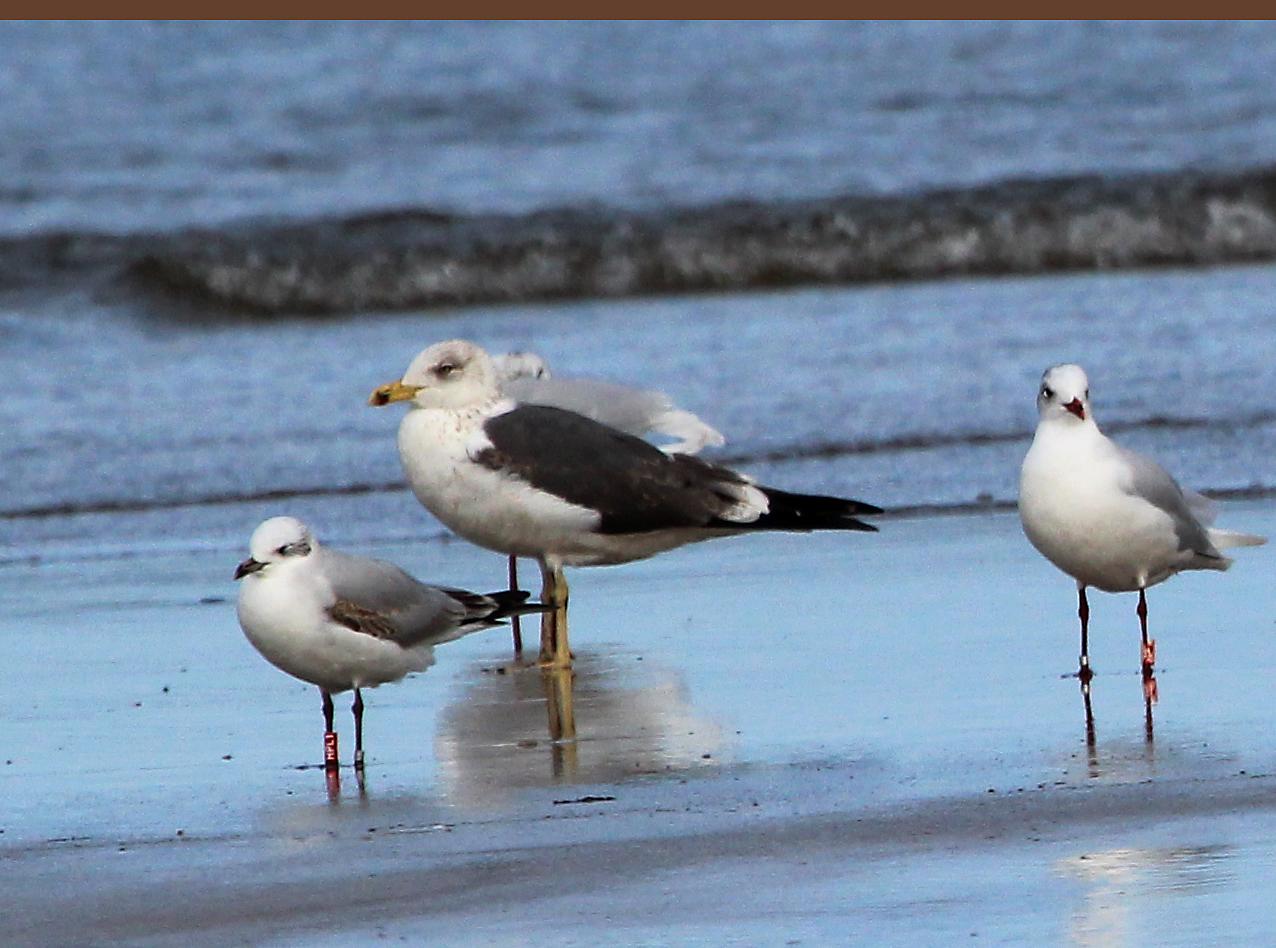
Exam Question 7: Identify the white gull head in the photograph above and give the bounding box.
[235,515,315,580]
[371,339,502,411]
[492,350,551,382]
[1036,363,1092,426]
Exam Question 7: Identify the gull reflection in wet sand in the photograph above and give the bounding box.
[1057,845,1233,946]
[1080,671,1157,747]
[322,762,367,801]
[434,649,725,805]
[1074,675,1159,781]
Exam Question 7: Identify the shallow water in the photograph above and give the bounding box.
[7,263,1276,551]
[4,506,1276,942]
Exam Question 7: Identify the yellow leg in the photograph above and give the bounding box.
[542,664,577,743]
[537,559,572,667]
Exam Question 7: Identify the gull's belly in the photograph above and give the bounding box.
[238,583,425,691]
[396,409,737,566]
[1020,465,1179,593]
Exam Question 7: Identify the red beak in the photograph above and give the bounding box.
[1063,398,1085,420]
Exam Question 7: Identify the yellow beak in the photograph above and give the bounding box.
[368,380,421,407]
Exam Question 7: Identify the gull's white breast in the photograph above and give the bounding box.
[1019,426,1187,592]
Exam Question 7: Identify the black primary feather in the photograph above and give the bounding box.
[476,404,880,535]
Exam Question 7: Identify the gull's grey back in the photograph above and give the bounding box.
[501,375,670,437]
[1115,443,1218,557]
[317,547,470,647]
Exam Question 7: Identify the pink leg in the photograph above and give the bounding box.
[1137,588,1156,677]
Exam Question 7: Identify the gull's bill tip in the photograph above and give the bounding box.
[369,380,420,406]
[234,557,264,580]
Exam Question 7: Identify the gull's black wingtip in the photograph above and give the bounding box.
[485,589,553,620]
[752,487,884,532]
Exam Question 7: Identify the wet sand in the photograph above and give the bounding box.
[4,503,1276,944]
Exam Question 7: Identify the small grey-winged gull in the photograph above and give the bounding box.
[369,339,882,667]
[234,515,543,772]
[1019,364,1264,684]
[491,349,726,652]
[492,351,726,455]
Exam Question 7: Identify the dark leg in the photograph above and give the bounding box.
[321,689,339,772]
[1077,585,1093,682]
[1144,678,1156,741]
[352,688,365,772]
[1137,588,1155,677]
[1081,677,1095,748]
[508,555,524,654]
[1078,585,1095,749]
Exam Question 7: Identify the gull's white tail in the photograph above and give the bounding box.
[1208,528,1267,549]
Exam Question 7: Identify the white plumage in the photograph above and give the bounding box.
[234,515,538,770]
[1019,364,1264,680]
[370,340,880,666]
[492,350,726,455]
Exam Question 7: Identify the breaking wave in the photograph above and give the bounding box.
[126,164,1276,313]
[9,164,1276,315]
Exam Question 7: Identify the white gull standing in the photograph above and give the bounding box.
[491,349,726,651]
[369,339,881,667]
[1019,364,1264,685]
[234,516,543,773]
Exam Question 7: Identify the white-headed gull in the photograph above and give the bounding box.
[490,349,726,651]
[492,350,726,456]
[369,339,881,666]
[1019,364,1264,683]
[234,515,543,771]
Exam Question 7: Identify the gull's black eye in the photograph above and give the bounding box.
[1084,389,1089,399]
[275,545,289,556]
[1041,385,1054,400]
[434,361,458,379]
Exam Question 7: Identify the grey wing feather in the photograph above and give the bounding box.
[501,376,671,437]
[1182,487,1219,526]
[318,548,473,647]
[1116,445,1219,555]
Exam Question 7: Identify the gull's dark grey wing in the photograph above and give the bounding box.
[475,405,879,534]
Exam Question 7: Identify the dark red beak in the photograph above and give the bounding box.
[1063,398,1085,420]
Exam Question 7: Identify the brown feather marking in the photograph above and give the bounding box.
[329,599,399,641]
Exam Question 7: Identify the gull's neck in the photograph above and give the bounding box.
[1035,414,1104,449]
[410,390,506,419]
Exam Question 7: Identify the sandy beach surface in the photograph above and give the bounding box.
[4,500,1276,945]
